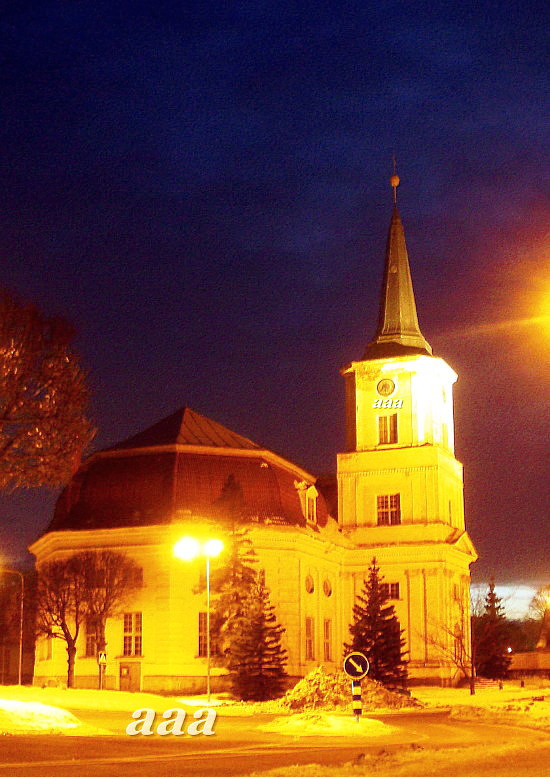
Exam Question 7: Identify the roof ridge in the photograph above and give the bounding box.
[108,406,261,452]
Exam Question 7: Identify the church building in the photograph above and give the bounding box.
[30,177,477,691]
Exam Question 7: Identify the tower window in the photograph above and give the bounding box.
[378,414,398,444]
[377,494,401,525]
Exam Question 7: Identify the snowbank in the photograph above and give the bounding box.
[0,698,109,736]
[0,685,232,735]
[279,666,419,712]
[0,685,224,713]
[259,712,396,737]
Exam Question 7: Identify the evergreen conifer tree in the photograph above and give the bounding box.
[210,475,259,657]
[474,577,511,680]
[344,557,407,687]
[228,578,288,701]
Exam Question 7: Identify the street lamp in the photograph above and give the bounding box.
[1,569,24,685]
[174,536,224,703]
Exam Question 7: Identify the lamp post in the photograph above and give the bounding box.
[174,536,224,703]
[1,569,24,685]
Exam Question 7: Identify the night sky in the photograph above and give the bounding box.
[1,1,548,593]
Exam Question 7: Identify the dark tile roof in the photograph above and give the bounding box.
[49,409,330,533]
[112,407,260,451]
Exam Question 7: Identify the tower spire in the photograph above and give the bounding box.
[363,172,432,359]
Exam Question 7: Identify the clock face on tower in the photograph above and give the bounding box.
[376,379,395,397]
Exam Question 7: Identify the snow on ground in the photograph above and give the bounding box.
[412,681,550,731]
[245,739,550,777]
[1,678,549,736]
[0,685,231,735]
[259,712,396,737]
[412,679,550,708]
[0,698,110,736]
[0,684,226,713]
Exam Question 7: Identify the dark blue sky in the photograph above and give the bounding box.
[1,1,548,587]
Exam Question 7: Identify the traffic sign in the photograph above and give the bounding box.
[97,651,107,665]
[343,651,369,679]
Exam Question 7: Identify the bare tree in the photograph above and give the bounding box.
[78,551,141,688]
[36,558,87,688]
[427,586,479,695]
[0,289,95,490]
[529,585,550,622]
[36,551,141,688]
[428,582,514,694]
[529,585,550,648]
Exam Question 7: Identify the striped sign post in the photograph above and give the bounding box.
[351,678,362,718]
[343,651,370,721]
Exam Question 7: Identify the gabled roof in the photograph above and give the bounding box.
[112,407,261,451]
[364,204,432,360]
[446,528,478,559]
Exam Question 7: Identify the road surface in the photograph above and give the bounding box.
[0,709,547,777]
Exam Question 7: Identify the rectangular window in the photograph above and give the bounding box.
[85,620,97,658]
[130,567,144,587]
[378,414,398,444]
[38,636,53,661]
[198,612,207,657]
[323,618,332,661]
[380,582,400,600]
[377,493,401,525]
[123,612,143,657]
[305,616,315,661]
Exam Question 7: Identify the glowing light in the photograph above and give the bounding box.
[439,316,549,340]
[173,536,224,560]
[203,538,224,558]
[174,537,201,561]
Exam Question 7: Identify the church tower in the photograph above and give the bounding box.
[337,174,477,684]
